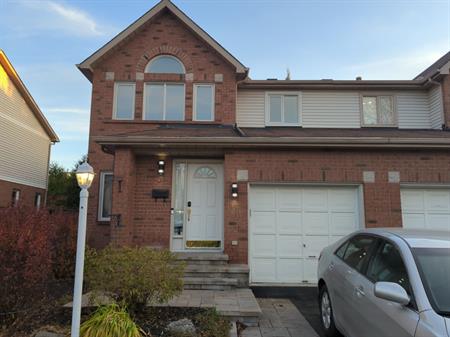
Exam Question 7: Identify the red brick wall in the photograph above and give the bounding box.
[223,149,450,263]
[0,179,46,208]
[442,75,450,128]
[86,10,238,247]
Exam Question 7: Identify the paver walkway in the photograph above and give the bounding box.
[242,299,319,337]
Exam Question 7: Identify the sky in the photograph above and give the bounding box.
[1,0,450,169]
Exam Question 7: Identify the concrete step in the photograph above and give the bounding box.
[184,264,249,288]
[183,276,238,290]
[177,252,229,265]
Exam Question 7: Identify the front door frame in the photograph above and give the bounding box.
[170,159,225,252]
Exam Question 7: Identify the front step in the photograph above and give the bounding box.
[177,253,249,290]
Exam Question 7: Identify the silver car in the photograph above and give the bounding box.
[317,228,450,337]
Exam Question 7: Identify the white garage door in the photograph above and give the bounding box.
[401,188,450,231]
[249,185,361,284]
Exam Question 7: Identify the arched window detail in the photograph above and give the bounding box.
[145,55,185,74]
[194,166,217,179]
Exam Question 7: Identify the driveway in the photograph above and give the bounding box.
[251,287,325,337]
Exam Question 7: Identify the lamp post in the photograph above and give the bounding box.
[71,162,95,337]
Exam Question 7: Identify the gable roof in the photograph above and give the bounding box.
[414,51,450,80]
[77,0,248,81]
[0,50,59,142]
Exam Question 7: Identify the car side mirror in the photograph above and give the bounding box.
[374,282,410,306]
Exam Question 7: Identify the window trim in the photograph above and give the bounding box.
[145,55,186,74]
[34,192,42,209]
[142,82,186,121]
[265,91,302,126]
[98,171,113,222]
[193,84,215,121]
[360,94,397,127]
[113,82,136,120]
[11,189,20,207]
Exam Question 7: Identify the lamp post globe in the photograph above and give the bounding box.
[75,162,95,189]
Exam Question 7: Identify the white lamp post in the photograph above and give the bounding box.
[71,162,95,337]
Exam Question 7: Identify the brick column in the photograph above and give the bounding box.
[442,75,450,128]
[110,148,136,246]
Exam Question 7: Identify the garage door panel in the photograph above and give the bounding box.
[425,191,450,210]
[426,214,450,230]
[303,259,319,283]
[303,212,328,235]
[277,259,303,283]
[304,236,329,258]
[329,190,356,211]
[252,211,276,234]
[401,190,424,211]
[401,188,450,230]
[330,212,357,235]
[303,189,328,211]
[252,234,276,257]
[278,189,302,209]
[277,235,302,257]
[252,259,276,282]
[278,211,302,234]
[252,189,276,210]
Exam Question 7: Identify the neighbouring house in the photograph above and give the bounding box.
[77,0,450,286]
[0,50,59,209]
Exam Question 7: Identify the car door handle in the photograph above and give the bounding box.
[355,286,365,297]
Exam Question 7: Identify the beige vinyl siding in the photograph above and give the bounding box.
[237,89,438,129]
[428,85,443,129]
[0,70,51,189]
[397,92,431,129]
[237,90,265,127]
[302,91,361,128]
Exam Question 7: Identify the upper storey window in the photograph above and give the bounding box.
[145,55,185,74]
[113,82,135,119]
[265,92,301,126]
[144,83,185,121]
[362,95,396,127]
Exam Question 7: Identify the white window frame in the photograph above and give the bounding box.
[145,55,186,74]
[360,94,397,127]
[12,189,20,207]
[98,171,113,221]
[113,82,135,120]
[143,83,185,121]
[34,192,42,209]
[193,84,215,121]
[265,91,302,126]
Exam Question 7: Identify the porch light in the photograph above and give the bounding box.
[158,160,165,175]
[231,183,238,198]
[75,162,95,189]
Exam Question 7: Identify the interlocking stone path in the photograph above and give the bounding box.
[242,299,319,337]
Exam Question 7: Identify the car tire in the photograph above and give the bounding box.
[319,285,340,337]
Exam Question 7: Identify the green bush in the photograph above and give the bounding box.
[194,309,230,337]
[80,303,145,337]
[85,246,184,313]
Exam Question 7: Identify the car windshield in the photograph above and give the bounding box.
[413,248,450,316]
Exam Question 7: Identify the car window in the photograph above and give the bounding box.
[342,235,377,272]
[367,241,411,294]
[335,240,349,259]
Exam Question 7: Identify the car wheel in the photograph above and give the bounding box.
[319,285,340,337]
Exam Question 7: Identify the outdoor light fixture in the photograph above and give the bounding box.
[75,162,95,189]
[71,162,95,337]
[158,160,165,175]
[231,183,238,198]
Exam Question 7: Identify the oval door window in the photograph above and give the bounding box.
[194,166,217,179]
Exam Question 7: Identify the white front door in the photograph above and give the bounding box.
[185,163,224,249]
[249,185,361,284]
[401,187,450,230]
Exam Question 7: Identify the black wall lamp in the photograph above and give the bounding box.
[231,183,238,198]
[158,160,165,175]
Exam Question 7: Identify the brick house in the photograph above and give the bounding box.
[78,0,450,285]
[0,50,59,208]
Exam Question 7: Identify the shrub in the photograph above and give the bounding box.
[0,207,78,314]
[194,309,230,337]
[85,246,185,313]
[52,212,78,279]
[80,303,145,337]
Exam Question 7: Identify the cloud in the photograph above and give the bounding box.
[6,0,113,38]
[45,107,90,115]
[340,44,449,79]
